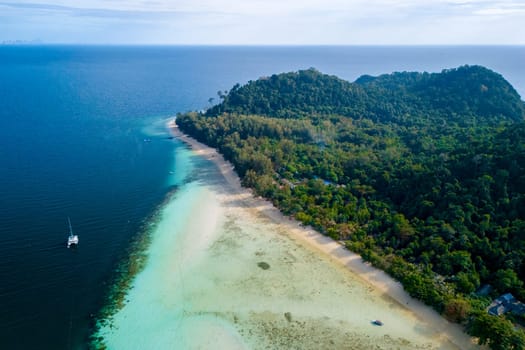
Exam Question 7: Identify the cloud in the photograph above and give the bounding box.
[0,0,523,44]
[444,0,525,15]
[473,3,525,16]
[0,1,219,20]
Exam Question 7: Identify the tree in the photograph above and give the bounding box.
[242,169,258,188]
[493,269,523,294]
[467,312,525,350]
[444,297,471,322]
[391,213,415,243]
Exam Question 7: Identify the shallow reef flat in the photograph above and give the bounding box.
[94,134,476,349]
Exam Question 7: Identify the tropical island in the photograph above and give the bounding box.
[176,66,525,349]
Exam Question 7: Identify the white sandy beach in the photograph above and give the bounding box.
[94,120,480,349]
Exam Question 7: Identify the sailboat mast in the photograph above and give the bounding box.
[68,217,73,236]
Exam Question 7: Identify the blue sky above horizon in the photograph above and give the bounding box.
[1,0,524,45]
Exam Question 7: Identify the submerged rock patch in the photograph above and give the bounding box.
[257,261,270,270]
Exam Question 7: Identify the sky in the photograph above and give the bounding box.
[0,0,524,45]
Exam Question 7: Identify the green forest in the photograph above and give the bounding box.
[177,66,525,349]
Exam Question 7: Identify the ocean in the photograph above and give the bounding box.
[0,46,523,349]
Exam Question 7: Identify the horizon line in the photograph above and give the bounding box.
[2,43,525,47]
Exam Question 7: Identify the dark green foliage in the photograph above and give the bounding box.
[207,69,368,119]
[207,66,525,126]
[467,311,525,350]
[357,65,525,124]
[178,66,525,348]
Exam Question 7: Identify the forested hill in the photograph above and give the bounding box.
[356,66,525,122]
[178,66,525,349]
[207,66,525,126]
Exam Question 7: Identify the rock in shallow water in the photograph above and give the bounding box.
[257,261,270,270]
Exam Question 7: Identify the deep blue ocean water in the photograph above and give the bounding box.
[0,45,523,349]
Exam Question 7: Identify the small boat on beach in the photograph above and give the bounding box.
[371,319,384,326]
[66,218,79,248]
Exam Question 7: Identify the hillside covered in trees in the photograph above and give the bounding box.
[177,66,525,349]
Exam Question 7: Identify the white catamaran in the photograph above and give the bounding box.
[67,217,79,248]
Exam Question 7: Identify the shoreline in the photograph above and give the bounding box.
[168,119,478,349]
